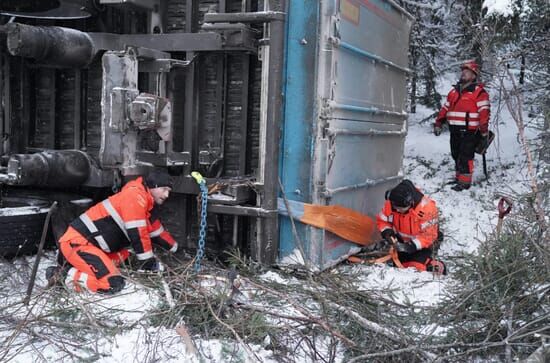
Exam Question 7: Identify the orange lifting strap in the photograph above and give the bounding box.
[347,246,404,268]
[301,203,377,246]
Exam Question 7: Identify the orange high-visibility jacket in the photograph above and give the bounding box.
[69,177,176,260]
[376,196,439,250]
[435,83,490,134]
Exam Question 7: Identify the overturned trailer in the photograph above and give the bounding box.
[0,0,412,270]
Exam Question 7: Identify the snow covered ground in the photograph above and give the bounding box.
[0,70,541,362]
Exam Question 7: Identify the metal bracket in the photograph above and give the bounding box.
[201,23,259,53]
[139,59,191,73]
[128,93,172,141]
[198,148,222,166]
[208,183,253,205]
[110,88,139,132]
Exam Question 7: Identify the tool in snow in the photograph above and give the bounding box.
[277,198,377,246]
[475,130,495,179]
[24,201,58,305]
[496,196,513,237]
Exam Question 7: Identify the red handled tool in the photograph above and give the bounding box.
[496,197,512,237]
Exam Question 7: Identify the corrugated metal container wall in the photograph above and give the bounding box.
[280,0,413,270]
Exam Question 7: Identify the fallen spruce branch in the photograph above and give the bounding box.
[201,289,262,362]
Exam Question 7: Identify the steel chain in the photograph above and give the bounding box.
[194,180,208,272]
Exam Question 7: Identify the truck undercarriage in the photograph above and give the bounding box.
[0,0,285,263]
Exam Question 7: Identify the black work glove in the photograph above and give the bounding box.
[395,242,417,254]
[138,257,165,273]
[373,239,390,251]
[381,229,397,243]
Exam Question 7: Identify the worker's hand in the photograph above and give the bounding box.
[434,125,442,136]
[138,258,165,273]
[395,242,417,254]
[381,229,397,243]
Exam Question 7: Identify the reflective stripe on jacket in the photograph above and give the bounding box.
[436,83,490,133]
[70,177,155,260]
[376,196,439,250]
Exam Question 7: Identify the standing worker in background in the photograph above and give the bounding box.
[376,180,446,274]
[46,169,178,294]
[434,60,491,191]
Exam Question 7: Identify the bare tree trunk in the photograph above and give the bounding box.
[410,43,417,113]
[541,97,550,165]
[505,302,514,363]
[501,67,547,231]
[519,53,525,85]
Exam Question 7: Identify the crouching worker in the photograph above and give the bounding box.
[376,179,446,275]
[46,169,178,293]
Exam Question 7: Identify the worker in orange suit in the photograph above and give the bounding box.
[376,179,446,274]
[46,169,177,293]
[434,60,491,191]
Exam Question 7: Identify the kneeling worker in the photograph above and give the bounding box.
[47,169,178,293]
[376,179,446,274]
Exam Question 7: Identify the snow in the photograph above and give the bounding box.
[483,0,514,17]
[278,248,305,266]
[353,264,449,307]
[259,270,296,285]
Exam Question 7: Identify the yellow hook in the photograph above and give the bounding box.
[191,171,205,185]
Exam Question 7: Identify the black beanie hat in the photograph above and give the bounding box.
[145,169,174,189]
[388,179,415,208]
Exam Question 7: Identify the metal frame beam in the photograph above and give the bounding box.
[208,204,276,218]
[204,11,285,23]
[88,31,256,52]
[1,53,8,155]
[253,0,286,265]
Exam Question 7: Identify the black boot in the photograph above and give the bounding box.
[451,183,471,191]
[427,260,447,275]
[45,264,69,286]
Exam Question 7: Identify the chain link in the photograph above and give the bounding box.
[194,180,208,272]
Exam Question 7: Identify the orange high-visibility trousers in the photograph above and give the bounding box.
[398,248,446,275]
[59,227,128,293]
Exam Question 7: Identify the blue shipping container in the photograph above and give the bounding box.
[279,0,413,270]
